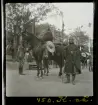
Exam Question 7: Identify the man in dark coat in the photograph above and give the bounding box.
[17,43,25,75]
[88,54,93,72]
[64,37,81,85]
[42,27,53,42]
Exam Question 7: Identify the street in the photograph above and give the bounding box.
[6,62,93,96]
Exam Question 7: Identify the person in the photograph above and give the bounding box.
[42,46,49,75]
[25,46,34,69]
[11,45,14,61]
[64,37,81,85]
[81,51,88,69]
[42,26,53,42]
[88,54,93,72]
[25,47,30,69]
[17,43,25,75]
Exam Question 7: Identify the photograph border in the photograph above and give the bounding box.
[2,0,97,104]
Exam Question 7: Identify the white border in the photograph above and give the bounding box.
[2,0,4,105]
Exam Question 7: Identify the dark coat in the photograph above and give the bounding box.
[42,31,53,42]
[64,43,81,74]
[17,46,25,61]
[17,45,25,68]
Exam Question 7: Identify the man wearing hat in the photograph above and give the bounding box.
[42,26,53,42]
[17,43,25,75]
[64,37,81,85]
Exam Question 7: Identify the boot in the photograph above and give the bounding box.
[72,74,76,85]
[65,74,70,83]
[21,67,23,74]
[19,66,23,75]
[19,67,21,74]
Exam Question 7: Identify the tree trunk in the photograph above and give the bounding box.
[34,18,36,35]
[13,36,17,61]
[13,25,18,61]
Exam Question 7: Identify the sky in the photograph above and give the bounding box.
[39,3,94,39]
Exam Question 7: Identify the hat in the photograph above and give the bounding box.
[69,36,74,40]
[46,41,55,53]
[69,37,74,43]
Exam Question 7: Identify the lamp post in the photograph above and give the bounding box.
[13,24,19,61]
[88,23,91,54]
[33,18,36,35]
[52,26,55,43]
[61,12,64,45]
[88,37,91,53]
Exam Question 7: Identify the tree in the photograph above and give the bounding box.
[6,3,61,41]
[6,3,31,59]
[6,3,60,58]
[70,27,89,46]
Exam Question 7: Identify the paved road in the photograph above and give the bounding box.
[6,62,93,96]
